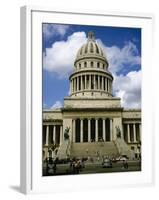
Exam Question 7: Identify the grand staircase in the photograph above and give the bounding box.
[56,139,71,159]
[114,138,135,159]
[70,141,119,158]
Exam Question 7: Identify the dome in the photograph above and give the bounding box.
[75,31,107,63]
[69,31,113,99]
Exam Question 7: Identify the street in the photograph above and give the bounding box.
[43,160,141,176]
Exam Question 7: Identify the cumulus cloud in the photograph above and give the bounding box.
[51,101,63,109]
[43,103,47,109]
[113,70,141,108]
[43,31,87,78]
[97,40,141,74]
[43,24,69,40]
[43,31,141,108]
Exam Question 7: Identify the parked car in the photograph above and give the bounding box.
[116,155,129,161]
[102,159,112,168]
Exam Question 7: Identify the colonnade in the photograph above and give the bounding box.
[70,74,112,94]
[43,125,63,146]
[72,118,113,143]
[123,123,141,143]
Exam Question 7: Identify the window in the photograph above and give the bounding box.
[91,61,93,67]
[84,62,87,67]
[97,62,100,68]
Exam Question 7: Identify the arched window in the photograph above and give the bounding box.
[84,62,87,68]
[91,61,93,67]
[79,63,81,69]
[97,62,100,68]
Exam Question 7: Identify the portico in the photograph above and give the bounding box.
[72,118,113,143]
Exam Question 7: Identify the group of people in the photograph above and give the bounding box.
[43,157,58,175]
[69,158,85,174]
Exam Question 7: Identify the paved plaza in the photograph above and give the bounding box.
[43,160,141,176]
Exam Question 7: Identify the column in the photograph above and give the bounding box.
[109,80,111,93]
[95,119,98,142]
[110,119,113,141]
[53,125,56,144]
[81,76,83,91]
[110,80,112,93]
[89,75,91,90]
[98,75,100,90]
[85,75,87,90]
[74,78,76,92]
[72,79,73,93]
[94,74,96,89]
[107,80,109,93]
[72,79,74,93]
[77,76,79,91]
[46,125,49,145]
[107,79,109,92]
[102,76,104,90]
[127,124,130,143]
[60,125,63,145]
[103,119,106,141]
[80,119,83,143]
[139,123,141,141]
[133,123,137,142]
[105,78,107,92]
[72,119,76,142]
[88,119,91,142]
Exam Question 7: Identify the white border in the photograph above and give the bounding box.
[20,6,154,194]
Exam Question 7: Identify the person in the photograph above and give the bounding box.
[86,149,88,154]
[122,160,128,169]
[81,158,85,169]
[74,160,80,174]
[53,159,57,174]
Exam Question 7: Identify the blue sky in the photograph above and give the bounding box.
[42,23,141,109]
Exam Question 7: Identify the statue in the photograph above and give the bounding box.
[64,126,70,140]
[116,126,121,138]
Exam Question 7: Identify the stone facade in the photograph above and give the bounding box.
[43,32,141,160]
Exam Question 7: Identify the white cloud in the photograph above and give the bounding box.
[43,24,69,39]
[97,40,141,74]
[43,31,87,78]
[113,70,141,108]
[43,31,141,109]
[51,101,63,109]
[44,32,140,79]
[43,103,47,109]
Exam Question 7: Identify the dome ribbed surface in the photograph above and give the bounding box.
[75,32,107,62]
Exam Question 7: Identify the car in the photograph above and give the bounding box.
[102,159,112,168]
[116,155,129,161]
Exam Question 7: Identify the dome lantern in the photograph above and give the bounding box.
[88,31,95,41]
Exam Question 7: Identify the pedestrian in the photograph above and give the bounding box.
[122,160,128,169]
[53,160,57,174]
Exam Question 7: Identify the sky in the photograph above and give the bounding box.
[42,23,141,109]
